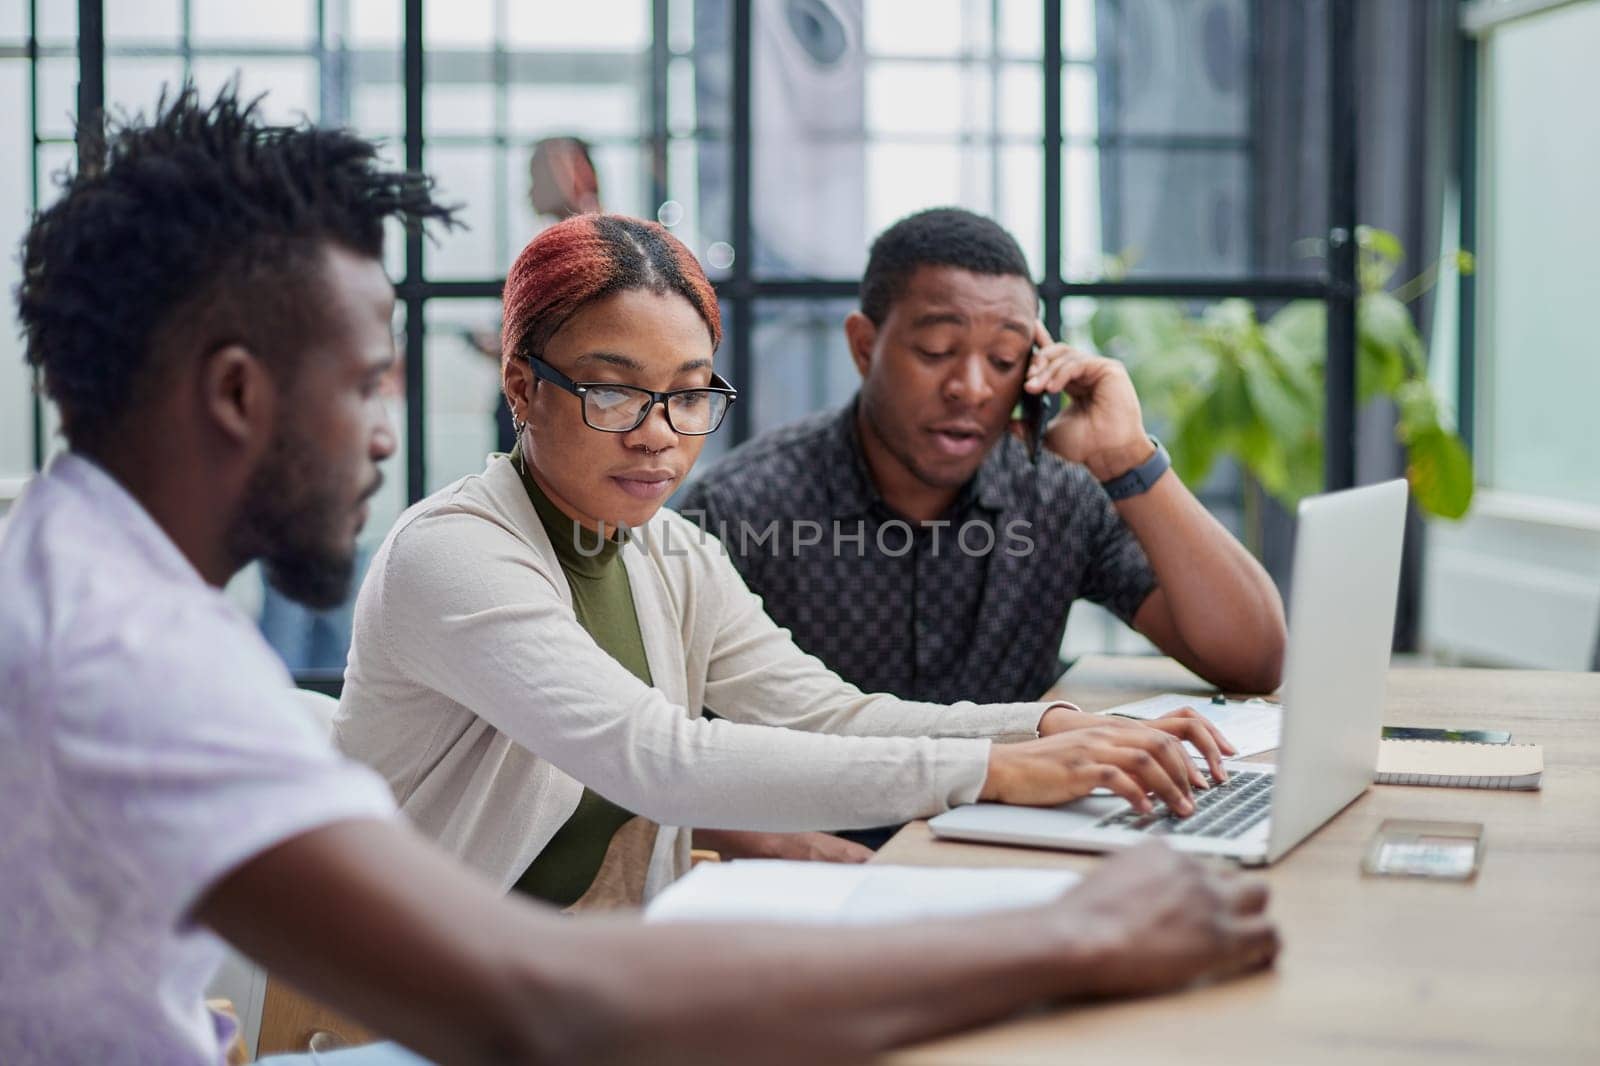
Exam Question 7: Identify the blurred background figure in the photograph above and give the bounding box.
[481,135,610,452]
[528,135,603,220]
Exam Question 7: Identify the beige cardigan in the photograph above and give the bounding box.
[335,455,1051,898]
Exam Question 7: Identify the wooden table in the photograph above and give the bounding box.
[882,655,1600,1065]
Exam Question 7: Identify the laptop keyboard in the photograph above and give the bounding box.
[1092,770,1273,840]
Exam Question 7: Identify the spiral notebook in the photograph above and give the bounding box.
[1374,739,1543,790]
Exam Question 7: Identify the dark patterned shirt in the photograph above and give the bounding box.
[674,399,1157,705]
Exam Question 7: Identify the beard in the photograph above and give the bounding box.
[229,421,373,610]
[858,383,982,491]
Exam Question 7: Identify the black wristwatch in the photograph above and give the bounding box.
[1098,437,1171,501]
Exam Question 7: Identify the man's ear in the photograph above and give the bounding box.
[199,343,276,453]
[844,311,878,380]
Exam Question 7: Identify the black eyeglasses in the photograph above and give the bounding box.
[526,355,738,436]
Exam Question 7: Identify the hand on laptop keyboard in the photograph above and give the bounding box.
[1094,771,1273,840]
[981,722,1204,815]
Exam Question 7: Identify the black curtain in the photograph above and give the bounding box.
[1253,0,1457,651]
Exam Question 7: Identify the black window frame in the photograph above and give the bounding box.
[11,0,1363,687]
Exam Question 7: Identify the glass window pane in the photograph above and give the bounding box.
[589,140,647,221]
[503,148,543,265]
[996,144,1043,272]
[37,141,74,213]
[1062,143,1104,279]
[106,0,180,45]
[344,0,402,48]
[190,58,319,124]
[507,82,642,140]
[667,0,696,53]
[37,56,78,140]
[508,0,649,51]
[193,0,314,47]
[1058,0,1265,279]
[689,1,730,138]
[425,80,498,138]
[998,62,1042,138]
[667,135,729,263]
[1,0,23,42]
[1,60,30,479]
[866,61,993,137]
[756,2,1038,279]
[425,0,493,48]
[1063,0,1096,61]
[748,299,859,439]
[425,145,501,279]
[1101,147,1249,276]
[668,56,696,136]
[1480,2,1600,505]
[423,299,506,493]
[1063,62,1097,138]
[864,0,988,58]
[1109,0,1248,139]
[36,0,74,44]
[351,78,403,139]
[681,136,731,272]
[105,58,188,122]
[864,141,1044,278]
[997,0,1042,58]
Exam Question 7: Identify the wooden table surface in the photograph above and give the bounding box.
[881,655,1600,1065]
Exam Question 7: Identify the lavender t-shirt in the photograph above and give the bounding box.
[0,454,397,1065]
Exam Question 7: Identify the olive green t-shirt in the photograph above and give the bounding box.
[510,450,655,907]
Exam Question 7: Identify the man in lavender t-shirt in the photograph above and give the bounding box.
[0,455,420,1065]
[0,85,1277,1066]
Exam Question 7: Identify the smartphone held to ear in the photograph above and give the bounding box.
[1021,346,1061,461]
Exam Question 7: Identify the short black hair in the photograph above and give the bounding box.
[859,207,1032,324]
[16,83,456,451]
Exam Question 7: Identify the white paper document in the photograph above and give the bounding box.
[645,861,1080,926]
[1102,693,1283,759]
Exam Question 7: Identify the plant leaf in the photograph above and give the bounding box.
[1357,292,1414,401]
[1406,427,1474,519]
[1357,225,1404,292]
[1240,340,1318,446]
[1393,379,1441,444]
[1264,301,1325,367]
[1171,399,1221,487]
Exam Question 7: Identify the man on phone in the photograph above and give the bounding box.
[677,208,1287,844]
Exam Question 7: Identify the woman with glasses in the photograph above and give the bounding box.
[335,214,1230,910]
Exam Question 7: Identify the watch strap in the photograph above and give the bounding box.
[1098,437,1171,501]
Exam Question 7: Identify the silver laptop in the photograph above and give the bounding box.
[929,478,1408,867]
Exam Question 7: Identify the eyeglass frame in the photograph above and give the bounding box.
[523,353,739,436]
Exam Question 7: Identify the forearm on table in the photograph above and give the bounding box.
[527,905,1092,1064]
[201,818,1086,1065]
[1119,473,1286,692]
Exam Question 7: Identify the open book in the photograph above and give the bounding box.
[1375,739,1543,790]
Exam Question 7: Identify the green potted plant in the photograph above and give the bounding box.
[1087,227,1474,523]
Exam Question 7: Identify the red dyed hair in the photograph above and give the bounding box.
[501,214,721,368]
